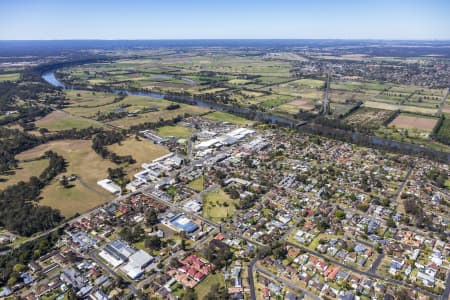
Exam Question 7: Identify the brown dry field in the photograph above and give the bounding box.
[287,99,315,109]
[389,115,437,131]
[16,140,115,217]
[442,106,450,114]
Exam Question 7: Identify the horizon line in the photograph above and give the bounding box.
[1,38,450,42]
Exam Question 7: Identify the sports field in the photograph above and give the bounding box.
[157,125,192,139]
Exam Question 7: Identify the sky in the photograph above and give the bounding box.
[0,0,449,40]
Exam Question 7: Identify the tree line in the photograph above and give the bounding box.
[0,151,66,236]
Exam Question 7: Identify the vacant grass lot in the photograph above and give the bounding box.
[187,176,204,192]
[276,99,316,114]
[0,73,20,82]
[0,159,49,190]
[204,111,252,125]
[16,140,115,217]
[157,125,192,139]
[194,273,225,300]
[35,111,102,131]
[202,188,237,223]
[108,137,170,175]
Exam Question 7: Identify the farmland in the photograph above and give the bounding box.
[344,107,393,130]
[53,51,450,152]
[389,113,438,131]
[0,73,20,82]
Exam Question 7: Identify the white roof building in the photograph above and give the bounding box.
[121,250,154,280]
[97,179,121,194]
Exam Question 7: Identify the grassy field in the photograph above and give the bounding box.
[16,140,116,217]
[157,125,192,139]
[0,73,20,82]
[276,99,316,114]
[204,111,252,125]
[344,107,392,129]
[35,111,102,131]
[187,176,204,192]
[194,273,226,299]
[65,90,118,107]
[202,188,237,223]
[107,104,209,129]
[63,92,210,128]
[364,101,437,115]
[108,137,170,175]
[228,79,252,85]
[0,159,49,190]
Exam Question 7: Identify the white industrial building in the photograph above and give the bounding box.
[183,200,202,212]
[195,127,255,150]
[97,179,121,194]
[121,250,154,280]
[98,240,136,268]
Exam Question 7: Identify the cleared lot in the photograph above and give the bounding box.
[389,114,437,131]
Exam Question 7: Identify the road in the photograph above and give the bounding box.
[285,241,440,299]
[248,258,258,300]
[436,87,449,117]
[321,65,331,115]
[442,271,450,300]
[86,249,138,299]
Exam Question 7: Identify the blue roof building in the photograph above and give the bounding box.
[169,214,199,233]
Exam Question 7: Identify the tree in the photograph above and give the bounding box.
[60,175,69,188]
[146,208,159,226]
[204,284,229,300]
[145,235,162,250]
[182,287,197,300]
[335,210,346,220]
[386,217,397,228]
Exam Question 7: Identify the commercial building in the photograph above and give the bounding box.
[99,240,136,268]
[164,214,199,233]
[121,250,154,280]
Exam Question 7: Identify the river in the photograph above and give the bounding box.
[41,70,450,161]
